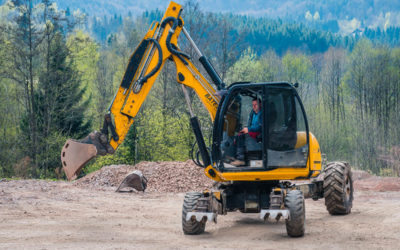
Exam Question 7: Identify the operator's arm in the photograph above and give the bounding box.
[240,111,261,134]
[248,112,262,132]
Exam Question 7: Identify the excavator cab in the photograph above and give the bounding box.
[213,82,309,172]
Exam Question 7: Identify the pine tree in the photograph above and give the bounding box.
[28,31,91,176]
[38,32,91,138]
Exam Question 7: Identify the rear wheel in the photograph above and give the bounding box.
[182,192,206,235]
[323,161,353,215]
[285,190,305,237]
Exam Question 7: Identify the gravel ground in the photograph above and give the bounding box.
[1,163,400,249]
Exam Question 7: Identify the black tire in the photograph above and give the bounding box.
[323,161,354,215]
[285,190,305,237]
[182,192,206,235]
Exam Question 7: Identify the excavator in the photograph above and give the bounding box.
[61,1,354,237]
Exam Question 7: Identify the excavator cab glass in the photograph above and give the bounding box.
[212,82,309,172]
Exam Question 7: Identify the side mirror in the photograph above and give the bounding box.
[293,82,299,88]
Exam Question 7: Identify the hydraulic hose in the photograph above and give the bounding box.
[133,38,163,94]
[190,140,212,168]
[163,16,191,64]
[190,141,203,167]
[160,16,178,29]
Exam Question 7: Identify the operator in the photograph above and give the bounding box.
[231,98,262,166]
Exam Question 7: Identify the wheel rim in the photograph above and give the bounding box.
[345,176,351,201]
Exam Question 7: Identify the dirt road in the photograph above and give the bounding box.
[1,179,400,250]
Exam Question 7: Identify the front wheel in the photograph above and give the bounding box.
[323,161,354,215]
[182,192,206,235]
[285,190,305,237]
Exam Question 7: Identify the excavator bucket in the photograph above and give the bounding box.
[116,170,148,192]
[61,139,97,181]
[61,131,114,181]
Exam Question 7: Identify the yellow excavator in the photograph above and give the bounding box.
[61,1,353,237]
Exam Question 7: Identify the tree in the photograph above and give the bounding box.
[67,30,99,125]
[282,51,313,101]
[226,47,261,83]
[315,47,350,162]
[344,40,400,174]
[321,47,347,123]
[6,0,47,176]
[31,30,91,177]
[0,1,92,178]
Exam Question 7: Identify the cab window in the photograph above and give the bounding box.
[265,88,308,168]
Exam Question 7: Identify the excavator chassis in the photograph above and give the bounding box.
[184,181,314,235]
[184,181,309,235]
[183,162,353,237]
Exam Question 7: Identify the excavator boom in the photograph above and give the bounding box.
[61,1,222,180]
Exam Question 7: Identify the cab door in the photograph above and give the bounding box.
[212,84,264,171]
[264,86,309,169]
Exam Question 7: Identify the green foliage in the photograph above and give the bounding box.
[282,52,313,83]
[342,40,400,174]
[364,27,400,46]
[36,132,69,178]
[1,0,400,179]
[136,106,192,162]
[226,48,279,84]
[83,142,132,174]
[67,30,100,125]
[39,32,92,138]
[0,1,92,178]
[282,52,314,99]
[21,30,92,177]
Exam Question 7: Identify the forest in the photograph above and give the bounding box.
[0,0,399,179]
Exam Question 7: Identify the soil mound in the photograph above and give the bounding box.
[74,160,214,193]
[352,170,400,192]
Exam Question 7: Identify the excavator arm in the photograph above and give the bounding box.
[61,2,223,180]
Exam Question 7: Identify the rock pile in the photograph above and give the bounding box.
[74,160,214,193]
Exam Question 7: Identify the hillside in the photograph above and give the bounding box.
[25,0,400,33]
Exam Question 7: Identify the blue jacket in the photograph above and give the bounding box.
[248,110,261,132]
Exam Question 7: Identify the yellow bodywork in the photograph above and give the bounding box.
[105,1,322,182]
[109,2,219,150]
[204,132,322,182]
